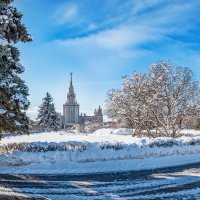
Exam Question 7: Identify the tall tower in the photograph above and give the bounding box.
[63,73,79,127]
[94,106,103,124]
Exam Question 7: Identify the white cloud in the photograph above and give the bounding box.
[95,26,158,50]
[56,25,160,53]
[54,4,78,25]
[132,0,162,13]
[88,23,96,30]
[55,0,200,56]
[53,0,200,54]
[51,0,200,79]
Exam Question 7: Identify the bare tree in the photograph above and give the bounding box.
[148,61,200,137]
[84,121,103,133]
[105,61,200,138]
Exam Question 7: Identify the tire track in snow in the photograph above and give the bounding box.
[0,162,200,199]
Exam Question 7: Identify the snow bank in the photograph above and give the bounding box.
[2,136,200,163]
[0,129,200,174]
[180,129,200,136]
[0,154,28,166]
[93,128,132,135]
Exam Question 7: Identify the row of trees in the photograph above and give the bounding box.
[105,61,200,138]
[0,0,60,137]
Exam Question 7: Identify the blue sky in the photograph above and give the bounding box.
[14,0,200,119]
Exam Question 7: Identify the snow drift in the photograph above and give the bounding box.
[1,129,200,166]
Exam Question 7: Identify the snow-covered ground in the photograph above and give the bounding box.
[0,163,200,199]
[0,128,200,174]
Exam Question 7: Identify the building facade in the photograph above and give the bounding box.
[61,73,103,128]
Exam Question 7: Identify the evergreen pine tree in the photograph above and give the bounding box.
[37,92,60,132]
[48,103,60,131]
[0,0,32,138]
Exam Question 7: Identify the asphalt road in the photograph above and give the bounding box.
[0,162,200,200]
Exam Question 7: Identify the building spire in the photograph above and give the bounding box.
[69,72,74,91]
[67,72,76,104]
[70,72,73,86]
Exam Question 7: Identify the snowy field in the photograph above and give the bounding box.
[0,128,200,174]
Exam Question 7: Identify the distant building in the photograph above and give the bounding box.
[61,73,103,128]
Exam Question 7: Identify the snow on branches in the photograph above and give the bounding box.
[37,92,60,132]
[0,0,31,138]
[105,61,200,138]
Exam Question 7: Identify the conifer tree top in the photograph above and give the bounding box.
[0,0,32,43]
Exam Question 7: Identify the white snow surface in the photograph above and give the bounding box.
[0,128,133,144]
[0,128,200,174]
